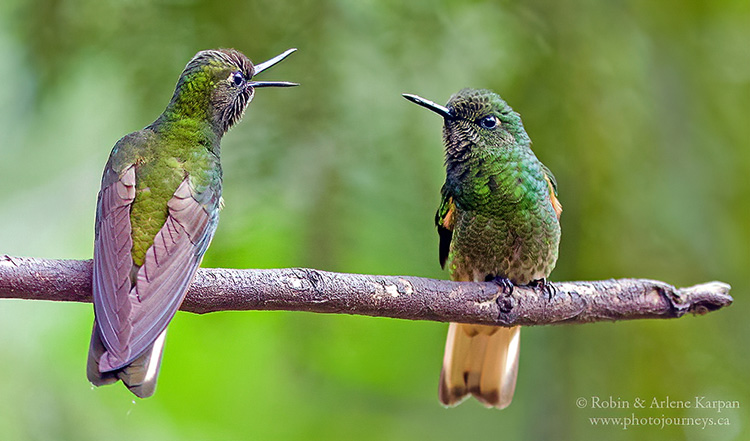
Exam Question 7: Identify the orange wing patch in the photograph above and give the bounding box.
[442,197,456,230]
[544,174,563,219]
[436,195,456,269]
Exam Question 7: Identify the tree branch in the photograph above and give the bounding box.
[0,255,732,326]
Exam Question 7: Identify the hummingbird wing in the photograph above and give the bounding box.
[541,164,562,219]
[93,164,218,372]
[540,163,558,195]
[91,164,137,367]
[435,187,456,269]
[122,176,217,367]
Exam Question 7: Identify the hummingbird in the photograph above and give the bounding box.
[87,48,297,398]
[403,89,562,409]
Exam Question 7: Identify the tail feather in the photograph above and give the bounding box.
[86,324,118,387]
[439,321,474,406]
[439,323,520,409]
[87,322,167,398]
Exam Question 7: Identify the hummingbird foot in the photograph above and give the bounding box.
[527,278,557,301]
[488,275,515,295]
[488,275,515,315]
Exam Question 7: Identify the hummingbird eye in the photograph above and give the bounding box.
[477,115,499,130]
[231,71,245,87]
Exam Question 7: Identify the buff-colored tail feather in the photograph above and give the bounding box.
[439,323,520,409]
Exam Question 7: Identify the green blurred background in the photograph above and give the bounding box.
[1,0,748,439]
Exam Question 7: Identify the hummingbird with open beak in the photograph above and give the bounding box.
[87,48,297,397]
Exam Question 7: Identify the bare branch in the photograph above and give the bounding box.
[0,255,732,326]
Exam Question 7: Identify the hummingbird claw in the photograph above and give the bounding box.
[489,275,515,296]
[527,278,557,301]
[489,276,515,315]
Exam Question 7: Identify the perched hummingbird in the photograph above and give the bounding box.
[404,89,562,409]
[87,48,297,397]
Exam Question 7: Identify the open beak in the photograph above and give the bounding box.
[402,93,454,119]
[249,48,299,88]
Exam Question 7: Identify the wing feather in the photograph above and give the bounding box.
[98,176,218,371]
[541,165,562,219]
[93,165,137,362]
[435,188,456,269]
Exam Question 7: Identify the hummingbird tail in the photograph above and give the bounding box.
[87,323,167,398]
[86,323,119,387]
[438,323,520,409]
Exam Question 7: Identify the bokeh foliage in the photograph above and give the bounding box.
[1,0,748,439]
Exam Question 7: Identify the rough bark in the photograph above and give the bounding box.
[0,255,732,326]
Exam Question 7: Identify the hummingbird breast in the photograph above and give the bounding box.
[446,152,561,285]
[449,207,559,284]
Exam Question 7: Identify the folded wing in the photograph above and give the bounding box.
[93,167,218,372]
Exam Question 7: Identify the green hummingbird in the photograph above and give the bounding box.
[87,48,297,398]
[404,89,562,409]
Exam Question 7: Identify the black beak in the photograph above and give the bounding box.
[249,48,299,88]
[402,93,454,119]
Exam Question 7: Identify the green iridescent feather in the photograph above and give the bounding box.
[438,88,560,284]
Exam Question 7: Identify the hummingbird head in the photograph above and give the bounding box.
[171,48,298,134]
[403,88,530,158]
